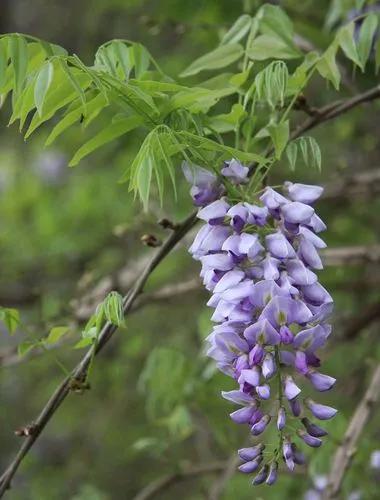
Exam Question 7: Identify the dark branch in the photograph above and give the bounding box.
[323,364,380,499]
[0,211,197,497]
[133,462,227,500]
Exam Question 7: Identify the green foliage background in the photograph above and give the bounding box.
[0,0,380,499]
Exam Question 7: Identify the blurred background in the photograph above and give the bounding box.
[0,1,380,499]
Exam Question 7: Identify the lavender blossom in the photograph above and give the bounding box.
[185,167,336,486]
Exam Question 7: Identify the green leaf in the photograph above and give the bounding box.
[299,136,322,171]
[375,36,380,74]
[268,120,289,159]
[103,291,124,326]
[137,152,154,211]
[59,60,87,113]
[247,35,301,61]
[258,4,296,47]
[18,340,39,357]
[316,45,340,90]
[0,37,8,90]
[0,307,20,334]
[45,93,108,145]
[45,326,70,345]
[357,13,378,70]
[338,23,362,69]
[34,61,54,116]
[69,114,143,166]
[255,60,289,109]
[220,14,252,45]
[133,43,150,79]
[286,141,298,171]
[180,43,244,77]
[9,34,28,97]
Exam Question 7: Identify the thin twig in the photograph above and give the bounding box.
[323,364,380,499]
[133,462,227,500]
[0,211,197,497]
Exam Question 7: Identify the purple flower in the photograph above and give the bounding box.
[266,232,296,259]
[183,162,224,206]
[256,384,271,400]
[238,444,265,461]
[252,465,269,485]
[305,398,337,420]
[307,372,336,392]
[284,375,301,400]
[281,202,314,224]
[266,462,278,485]
[251,414,271,435]
[284,182,323,204]
[277,406,286,430]
[289,397,302,417]
[221,159,249,185]
[297,429,322,448]
[262,353,276,379]
[197,199,230,224]
[302,417,328,437]
[187,174,335,486]
[238,456,263,473]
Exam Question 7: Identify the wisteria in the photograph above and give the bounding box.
[185,159,337,486]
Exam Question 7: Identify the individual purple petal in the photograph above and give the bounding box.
[250,280,287,309]
[182,162,224,206]
[277,406,286,430]
[293,324,328,352]
[266,461,278,485]
[221,390,255,405]
[251,414,271,435]
[284,182,323,204]
[305,398,337,420]
[197,199,230,224]
[299,226,327,248]
[238,456,263,473]
[280,350,295,366]
[262,255,280,280]
[260,295,311,328]
[266,232,296,259]
[301,282,333,305]
[279,271,299,296]
[280,325,294,344]
[221,280,254,303]
[252,465,269,485]
[244,203,268,226]
[227,203,249,232]
[213,269,245,293]
[256,384,270,400]
[249,344,265,365]
[299,237,323,269]
[260,187,288,210]
[301,417,328,437]
[262,352,276,379]
[287,259,317,285]
[283,438,295,471]
[284,375,301,400]
[297,429,322,447]
[239,233,264,259]
[238,444,265,461]
[307,372,336,392]
[281,202,314,224]
[230,406,256,424]
[221,158,249,185]
[200,253,233,272]
[307,214,327,233]
[239,367,260,387]
[244,319,281,346]
[292,445,306,465]
[295,350,309,374]
[289,397,302,417]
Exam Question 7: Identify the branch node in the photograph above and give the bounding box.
[141,234,162,247]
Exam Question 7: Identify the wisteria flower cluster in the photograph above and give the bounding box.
[185,159,337,486]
